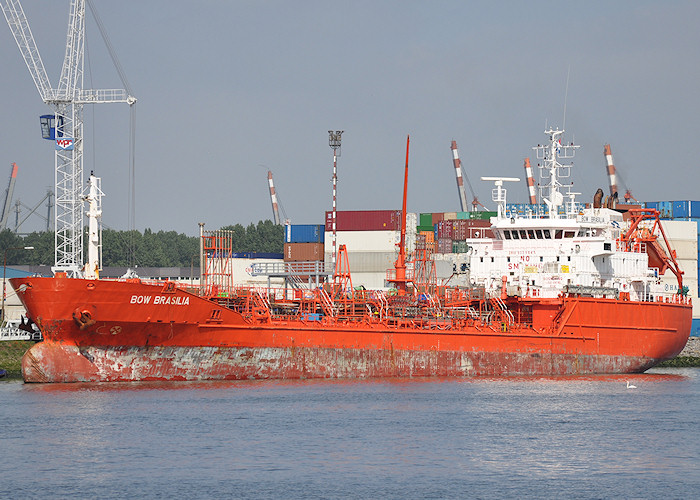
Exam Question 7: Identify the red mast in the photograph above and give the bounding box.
[392,135,410,293]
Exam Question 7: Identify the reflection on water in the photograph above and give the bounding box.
[1,368,698,499]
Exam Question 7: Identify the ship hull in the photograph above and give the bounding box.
[21,342,678,383]
[12,277,692,383]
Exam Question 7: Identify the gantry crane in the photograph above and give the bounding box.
[1,0,135,276]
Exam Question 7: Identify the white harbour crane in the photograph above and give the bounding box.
[1,0,135,277]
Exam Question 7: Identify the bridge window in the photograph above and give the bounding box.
[528,230,535,239]
[504,231,511,240]
[555,230,563,239]
[535,230,544,239]
[543,230,552,239]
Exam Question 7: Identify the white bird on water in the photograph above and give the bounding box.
[627,381,637,389]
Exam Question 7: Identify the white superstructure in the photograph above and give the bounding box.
[466,129,677,302]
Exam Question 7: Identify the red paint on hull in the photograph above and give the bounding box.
[12,277,691,383]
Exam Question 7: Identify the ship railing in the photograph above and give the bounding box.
[616,239,646,253]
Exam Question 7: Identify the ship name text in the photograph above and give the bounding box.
[130,295,190,305]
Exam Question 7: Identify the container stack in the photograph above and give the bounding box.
[419,212,495,255]
[284,224,325,262]
[645,200,700,336]
[324,210,416,289]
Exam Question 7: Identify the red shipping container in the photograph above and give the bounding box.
[437,238,453,254]
[284,242,324,261]
[325,210,402,231]
[436,220,454,240]
[431,212,444,225]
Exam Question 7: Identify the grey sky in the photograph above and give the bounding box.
[1,1,698,236]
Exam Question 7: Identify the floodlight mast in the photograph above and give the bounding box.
[1,0,136,277]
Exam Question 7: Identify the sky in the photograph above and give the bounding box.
[1,0,699,236]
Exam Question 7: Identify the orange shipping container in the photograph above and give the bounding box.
[284,242,324,261]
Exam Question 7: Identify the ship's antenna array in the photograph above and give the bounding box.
[533,129,580,219]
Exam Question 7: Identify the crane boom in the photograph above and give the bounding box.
[450,141,469,212]
[0,0,53,101]
[267,171,280,225]
[0,163,18,230]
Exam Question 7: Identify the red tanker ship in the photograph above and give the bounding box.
[12,131,692,382]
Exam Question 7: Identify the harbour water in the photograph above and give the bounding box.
[1,369,699,499]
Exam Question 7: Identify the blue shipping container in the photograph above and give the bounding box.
[657,201,673,219]
[691,201,700,218]
[285,224,325,244]
[645,201,659,211]
[672,200,690,219]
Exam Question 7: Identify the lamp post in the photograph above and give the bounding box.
[328,130,343,270]
[2,246,34,327]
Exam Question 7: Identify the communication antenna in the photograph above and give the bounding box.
[562,65,571,131]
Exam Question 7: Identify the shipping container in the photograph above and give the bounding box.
[452,240,469,253]
[469,211,497,220]
[419,230,435,243]
[416,225,433,233]
[437,238,452,254]
[285,224,325,243]
[436,220,454,240]
[324,230,401,253]
[324,210,402,232]
[456,211,469,220]
[660,220,698,241]
[645,201,659,211]
[673,201,691,219]
[431,212,444,225]
[322,251,397,273]
[419,213,433,227]
[443,212,458,221]
[670,239,698,260]
[657,201,673,219]
[692,201,700,218]
[284,242,324,261]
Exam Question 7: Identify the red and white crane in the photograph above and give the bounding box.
[450,140,486,211]
[523,158,537,204]
[267,171,281,225]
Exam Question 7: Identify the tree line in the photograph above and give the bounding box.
[0,220,283,267]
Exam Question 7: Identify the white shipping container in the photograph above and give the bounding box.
[660,220,698,241]
[230,258,285,286]
[325,230,402,253]
[345,271,390,290]
[668,239,698,260]
[324,252,397,273]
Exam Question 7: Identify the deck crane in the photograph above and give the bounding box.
[1,0,135,277]
[450,140,487,211]
[0,163,18,230]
